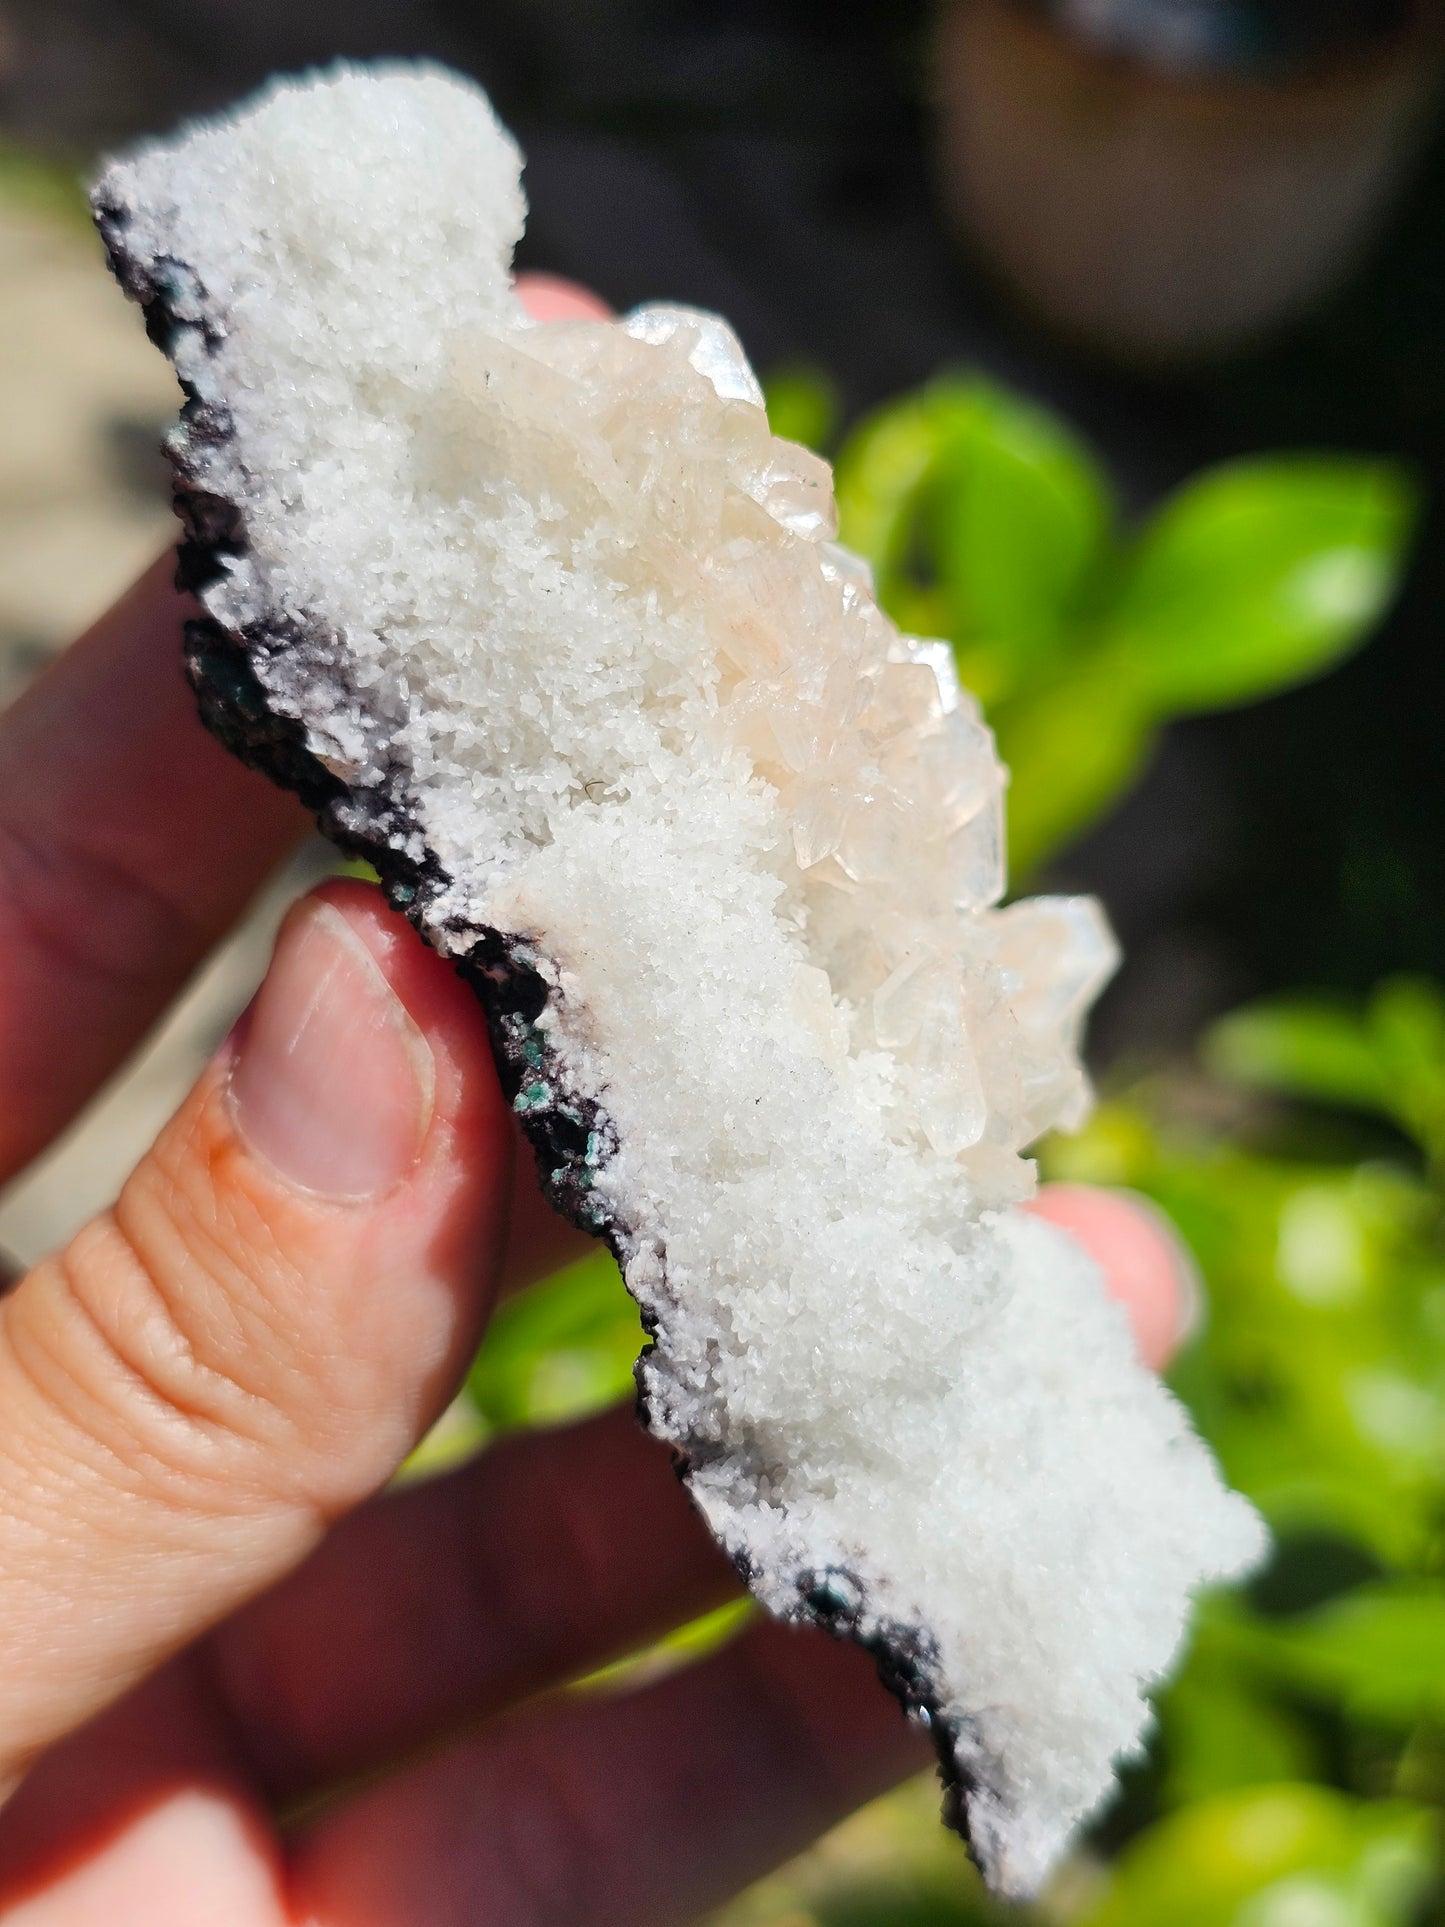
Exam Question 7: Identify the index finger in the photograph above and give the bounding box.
[0,555,306,1182]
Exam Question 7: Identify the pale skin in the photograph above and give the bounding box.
[0,275,1197,1925]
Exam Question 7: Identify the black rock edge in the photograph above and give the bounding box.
[92,181,983,1870]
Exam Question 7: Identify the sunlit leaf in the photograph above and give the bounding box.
[925,377,1113,672]
[834,378,1113,704]
[711,1774,995,1927]
[1370,977,1445,1066]
[1368,978,1445,1164]
[573,1598,754,1695]
[1206,1000,1390,1115]
[396,1393,489,1483]
[1208,981,1445,1168]
[762,363,841,455]
[467,1249,641,1432]
[1080,1786,1436,1927]
[1160,1658,1320,1807]
[1059,1112,1445,1568]
[991,673,1153,876]
[1211,1586,1445,1727]
[0,142,90,228]
[834,391,942,586]
[1105,458,1417,714]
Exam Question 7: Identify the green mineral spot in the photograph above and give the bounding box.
[522,1034,545,1066]
[805,1570,863,1619]
[513,1080,550,1113]
[230,674,266,722]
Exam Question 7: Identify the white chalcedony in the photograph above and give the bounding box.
[98,63,1264,1899]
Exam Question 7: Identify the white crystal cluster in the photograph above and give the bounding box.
[473,296,1118,1199]
[97,66,1265,1899]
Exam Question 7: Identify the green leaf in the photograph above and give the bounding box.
[574,1597,754,1694]
[1105,457,1417,715]
[1368,978,1445,1165]
[833,378,1114,706]
[1206,1000,1391,1115]
[834,391,944,586]
[1160,1659,1319,1807]
[1212,1586,1445,1727]
[712,1775,996,1927]
[1205,980,1445,1164]
[991,672,1154,876]
[467,1249,641,1432]
[1369,977,1445,1066]
[0,142,90,229]
[1087,1116,1445,1567]
[925,377,1114,669]
[397,1393,490,1482]
[1081,1787,1437,1927]
[761,363,840,455]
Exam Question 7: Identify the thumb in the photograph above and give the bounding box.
[0,881,511,1792]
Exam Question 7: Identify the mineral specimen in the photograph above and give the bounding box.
[93,66,1265,1898]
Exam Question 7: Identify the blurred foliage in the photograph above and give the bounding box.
[0,143,90,230]
[763,362,843,458]
[1036,975,1445,1926]
[1082,1787,1436,1927]
[467,1247,643,1433]
[405,372,1442,1922]
[763,367,1419,879]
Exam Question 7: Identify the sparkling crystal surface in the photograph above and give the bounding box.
[97,65,1266,1901]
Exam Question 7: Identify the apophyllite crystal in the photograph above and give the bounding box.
[94,65,1264,1898]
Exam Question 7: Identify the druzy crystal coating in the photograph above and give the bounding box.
[95,65,1264,1900]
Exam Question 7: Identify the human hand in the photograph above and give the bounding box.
[0,277,1198,1925]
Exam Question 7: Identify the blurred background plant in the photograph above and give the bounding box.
[2,3,1444,1917]
[774,365,1417,877]
[1032,974,1445,1927]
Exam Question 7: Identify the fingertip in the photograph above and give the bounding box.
[299,881,595,1300]
[303,874,448,997]
[303,879,503,1112]
[515,270,613,323]
[1023,1183,1201,1371]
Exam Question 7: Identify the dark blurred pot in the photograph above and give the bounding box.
[932,0,1445,363]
